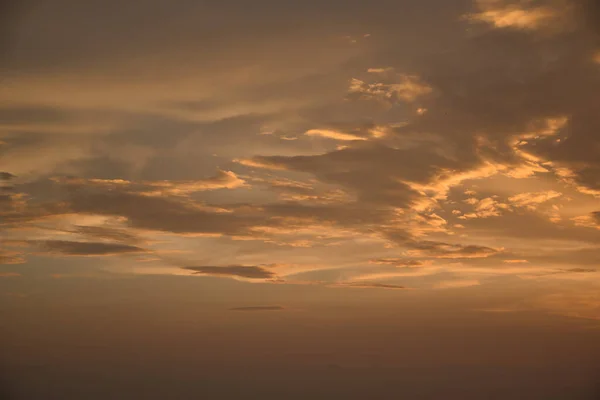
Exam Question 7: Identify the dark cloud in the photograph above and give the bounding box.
[4,176,503,260]
[450,209,600,245]
[65,189,261,235]
[561,268,596,273]
[370,258,423,266]
[0,191,69,226]
[25,177,406,243]
[247,142,459,207]
[183,265,276,279]
[0,249,25,265]
[526,266,597,277]
[72,225,141,244]
[407,241,500,259]
[229,306,284,311]
[0,105,72,125]
[402,11,600,192]
[336,282,406,290]
[0,194,12,208]
[0,172,16,180]
[1,0,598,283]
[37,240,146,256]
[581,0,600,37]
[2,0,464,73]
[527,247,600,267]
[377,234,501,259]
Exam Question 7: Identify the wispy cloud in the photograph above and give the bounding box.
[53,169,246,197]
[35,240,146,256]
[0,0,598,298]
[432,279,481,289]
[508,191,562,209]
[369,258,423,267]
[305,129,369,142]
[333,282,407,290]
[0,272,21,277]
[465,0,564,31]
[348,73,432,103]
[183,265,276,280]
[0,172,16,181]
[0,249,25,264]
[229,306,284,311]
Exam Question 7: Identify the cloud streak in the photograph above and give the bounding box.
[183,265,276,280]
[36,240,147,256]
[0,0,598,298]
[229,306,285,311]
[334,282,407,290]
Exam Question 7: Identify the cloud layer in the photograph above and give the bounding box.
[0,0,598,322]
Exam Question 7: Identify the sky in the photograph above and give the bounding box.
[1,0,600,398]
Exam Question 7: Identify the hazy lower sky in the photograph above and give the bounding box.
[1,0,600,398]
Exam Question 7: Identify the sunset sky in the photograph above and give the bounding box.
[1,0,600,398]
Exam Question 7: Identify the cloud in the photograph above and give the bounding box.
[235,158,289,171]
[460,196,509,219]
[432,279,481,289]
[36,240,146,256]
[56,186,261,236]
[229,306,284,311]
[53,169,246,197]
[0,172,15,180]
[71,225,141,244]
[561,268,596,273]
[302,123,389,143]
[1,0,599,290]
[347,73,432,103]
[570,214,600,230]
[305,129,369,142]
[0,249,25,264]
[367,67,395,74]
[183,265,276,279]
[508,190,562,209]
[405,242,500,259]
[465,0,565,31]
[242,143,453,209]
[140,170,246,195]
[369,258,423,267]
[533,291,600,320]
[0,272,21,277]
[523,247,600,267]
[334,282,406,290]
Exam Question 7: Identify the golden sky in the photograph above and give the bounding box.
[1,0,600,398]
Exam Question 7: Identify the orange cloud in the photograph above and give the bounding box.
[432,279,481,289]
[508,191,562,209]
[333,282,407,290]
[460,197,510,219]
[369,258,423,267]
[348,74,432,103]
[229,306,284,311]
[52,170,246,197]
[235,158,289,171]
[0,249,25,265]
[0,272,21,277]
[183,265,277,280]
[570,214,600,230]
[465,0,562,31]
[36,240,147,256]
[305,129,368,141]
